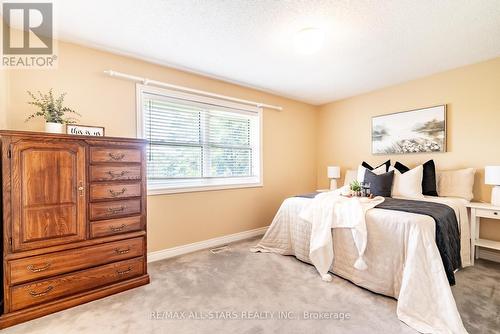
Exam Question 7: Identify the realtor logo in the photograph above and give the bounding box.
[1,1,57,68]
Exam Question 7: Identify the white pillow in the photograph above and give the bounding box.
[357,164,386,182]
[437,168,475,201]
[344,170,358,187]
[392,165,424,199]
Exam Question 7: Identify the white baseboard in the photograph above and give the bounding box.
[478,248,500,263]
[147,226,268,263]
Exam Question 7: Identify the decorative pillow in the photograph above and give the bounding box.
[364,170,395,197]
[362,160,391,172]
[394,160,438,196]
[343,169,358,187]
[392,165,424,199]
[437,168,475,201]
[357,163,388,182]
[393,161,410,173]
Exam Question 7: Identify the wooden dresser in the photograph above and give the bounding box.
[0,130,149,328]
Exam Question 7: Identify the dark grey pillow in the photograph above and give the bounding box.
[364,170,395,197]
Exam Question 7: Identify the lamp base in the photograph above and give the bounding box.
[492,186,500,207]
[329,179,338,190]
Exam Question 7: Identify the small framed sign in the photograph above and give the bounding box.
[67,124,105,137]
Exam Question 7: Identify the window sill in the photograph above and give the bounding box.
[147,182,264,196]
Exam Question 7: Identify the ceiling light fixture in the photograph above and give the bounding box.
[293,27,325,55]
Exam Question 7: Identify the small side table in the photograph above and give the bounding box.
[467,202,500,265]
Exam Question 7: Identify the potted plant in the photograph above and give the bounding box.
[25,89,81,133]
[350,180,362,197]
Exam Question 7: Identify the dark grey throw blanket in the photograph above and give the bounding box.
[294,193,461,285]
[375,198,461,285]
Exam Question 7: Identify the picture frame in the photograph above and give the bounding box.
[372,105,446,155]
[67,124,105,137]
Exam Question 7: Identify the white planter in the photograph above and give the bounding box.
[45,122,64,134]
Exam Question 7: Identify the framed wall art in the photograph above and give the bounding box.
[372,105,446,155]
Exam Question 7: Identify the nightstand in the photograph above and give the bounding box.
[467,202,500,265]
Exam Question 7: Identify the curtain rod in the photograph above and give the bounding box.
[103,70,283,111]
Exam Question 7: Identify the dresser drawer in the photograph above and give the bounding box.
[90,199,141,220]
[90,216,142,238]
[476,208,500,219]
[90,165,142,182]
[10,257,144,311]
[90,183,141,201]
[9,237,144,285]
[90,147,141,163]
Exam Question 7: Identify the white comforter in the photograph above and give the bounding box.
[251,193,471,334]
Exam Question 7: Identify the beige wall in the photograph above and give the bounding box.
[317,57,500,241]
[5,41,318,251]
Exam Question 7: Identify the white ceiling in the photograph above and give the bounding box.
[53,0,500,105]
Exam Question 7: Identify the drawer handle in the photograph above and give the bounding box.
[109,188,127,197]
[29,285,54,298]
[114,247,131,255]
[106,170,128,179]
[109,223,127,232]
[116,267,132,276]
[107,206,126,214]
[27,262,51,273]
[494,212,498,216]
[108,152,125,161]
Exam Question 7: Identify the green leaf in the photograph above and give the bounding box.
[25,89,80,124]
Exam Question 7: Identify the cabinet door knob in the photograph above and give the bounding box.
[78,181,85,196]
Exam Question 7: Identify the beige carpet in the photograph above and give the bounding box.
[3,237,499,334]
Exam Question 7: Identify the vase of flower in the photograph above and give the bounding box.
[25,89,81,133]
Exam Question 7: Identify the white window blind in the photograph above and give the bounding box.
[138,86,262,194]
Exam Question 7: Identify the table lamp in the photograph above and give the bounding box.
[485,166,500,206]
[327,166,340,190]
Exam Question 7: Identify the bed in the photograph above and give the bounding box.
[251,191,471,334]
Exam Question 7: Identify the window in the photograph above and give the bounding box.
[137,85,262,194]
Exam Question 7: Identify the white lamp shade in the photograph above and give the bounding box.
[327,166,340,179]
[485,166,500,185]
